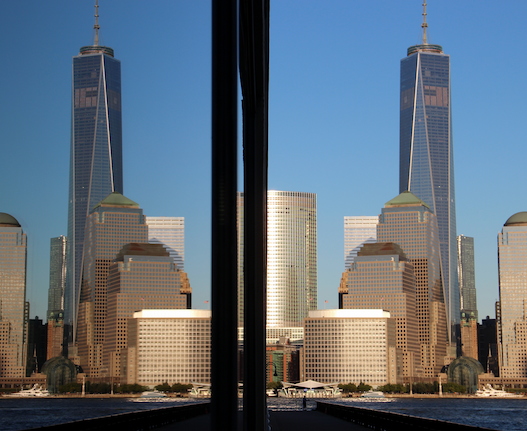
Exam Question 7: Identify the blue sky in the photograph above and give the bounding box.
[1,1,525,321]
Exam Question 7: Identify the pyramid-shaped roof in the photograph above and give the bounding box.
[384,191,429,209]
[94,192,140,209]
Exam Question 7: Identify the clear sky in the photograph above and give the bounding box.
[1,1,525,321]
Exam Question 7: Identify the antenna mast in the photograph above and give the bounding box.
[93,0,100,46]
[421,1,428,44]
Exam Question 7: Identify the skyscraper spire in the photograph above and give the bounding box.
[421,1,428,45]
[93,0,100,46]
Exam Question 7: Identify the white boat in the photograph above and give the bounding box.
[139,390,168,398]
[5,384,50,397]
[360,390,385,398]
[475,384,517,398]
[131,390,177,402]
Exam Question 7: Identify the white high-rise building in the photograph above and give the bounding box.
[238,191,317,338]
[146,217,185,270]
[344,216,378,268]
[497,212,527,379]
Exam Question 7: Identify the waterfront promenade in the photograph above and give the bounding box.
[155,410,368,430]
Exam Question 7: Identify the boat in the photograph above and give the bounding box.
[131,390,177,402]
[360,390,385,398]
[475,384,518,398]
[5,384,50,397]
[139,390,168,399]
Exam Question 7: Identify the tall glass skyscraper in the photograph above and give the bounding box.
[238,191,317,340]
[399,6,459,335]
[65,7,123,340]
[457,235,477,321]
[47,236,67,319]
[497,212,527,379]
[0,213,28,377]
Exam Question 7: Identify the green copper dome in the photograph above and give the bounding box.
[93,192,139,209]
[504,212,527,226]
[0,212,21,227]
[384,191,430,209]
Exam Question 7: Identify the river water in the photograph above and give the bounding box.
[1,396,526,430]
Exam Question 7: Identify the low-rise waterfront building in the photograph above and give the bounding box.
[121,310,211,387]
[303,309,398,386]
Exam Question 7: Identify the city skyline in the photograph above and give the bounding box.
[2,2,526,321]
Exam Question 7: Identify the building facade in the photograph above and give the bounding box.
[343,216,378,269]
[47,236,67,320]
[75,193,147,376]
[0,213,28,377]
[122,310,211,387]
[399,17,459,334]
[104,243,191,378]
[146,217,185,271]
[457,235,478,321]
[377,191,449,376]
[303,309,398,386]
[497,212,527,378]
[340,242,420,379]
[238,191,317,337]
[65,27,123,340]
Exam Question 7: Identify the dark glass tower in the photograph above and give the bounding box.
[65,4,123,342]
[399,5,459,338]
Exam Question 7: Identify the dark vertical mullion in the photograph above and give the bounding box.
[240,1,270,430]
[211,0,238,429]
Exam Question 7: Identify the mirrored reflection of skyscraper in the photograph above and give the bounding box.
[238,191,317,339]
[65,4,123,341]
[0,213,28,377]
[497,212,527,379]
[399,4,459,335]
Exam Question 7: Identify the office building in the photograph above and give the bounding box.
[121,309,211,387]
[399,4,459,333]
[457,235,477,321]
[238,191,317,339]
[65,4,123,339]
[146,217,185,270]
[377,191,449,376]
[47,236,67,320]
[304,309,398,386]
[340,242,420,378]
[460,314,478,360]
[76,193,147,376]
[497,212,527,378]
[343,216,378,268]
[0,213,28,377]
[104,243,191,377]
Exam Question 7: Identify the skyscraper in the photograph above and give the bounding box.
[47,236,67,319]
[0,213,28,377]
[377,191,449,376]
[65,3,123,339]
[497,212,527,379]
[76,193,147,376]
[104,243,191,378]
[457,235,477,321]
[146,216,185,270]
[238,191,317,338]
[340,242,420,378]
[343,216,378,268]
[399,3,459,334]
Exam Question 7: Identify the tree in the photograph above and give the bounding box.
[338,383,358,393]
[357,382,372,392]
[171,383,192,393]
[155,382,172,392]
